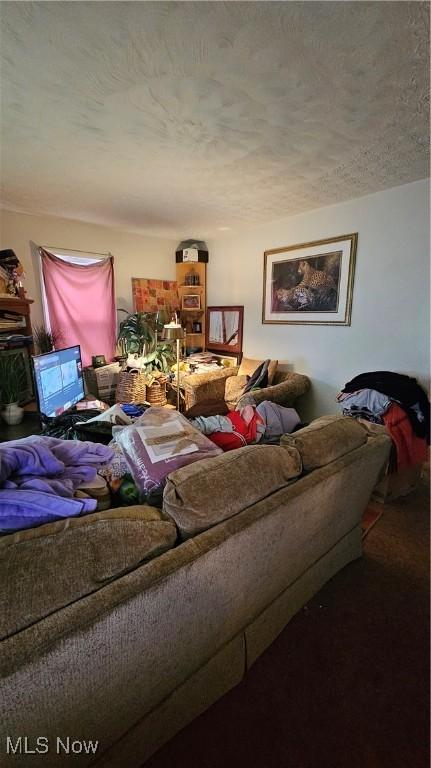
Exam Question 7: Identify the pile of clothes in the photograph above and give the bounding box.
[338,371,429,471]
[190,401,301,451]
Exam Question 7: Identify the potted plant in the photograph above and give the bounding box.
[33,324,64,355]
[115,311,176,405]
[117,311,174,368]
[140,342,175,376]
[117,310,156,362]
[0,353,26,425]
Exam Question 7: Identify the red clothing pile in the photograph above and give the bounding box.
[383,403,428,472]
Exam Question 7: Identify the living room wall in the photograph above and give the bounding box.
[207,179,430,420]
[0,209,176,327]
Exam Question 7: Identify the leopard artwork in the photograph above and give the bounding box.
[275,285,315,309]
[297,260,335,289]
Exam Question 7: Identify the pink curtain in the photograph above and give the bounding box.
[40,248,116,367]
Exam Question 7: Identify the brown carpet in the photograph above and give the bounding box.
[144,478,430,768]
[361,501,384,539]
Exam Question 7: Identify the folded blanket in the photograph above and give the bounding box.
[0,436,114,495]
[0,436,114,532]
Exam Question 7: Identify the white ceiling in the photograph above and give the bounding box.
[0,1,429,238]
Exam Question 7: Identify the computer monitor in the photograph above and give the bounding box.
[32,345,84,418]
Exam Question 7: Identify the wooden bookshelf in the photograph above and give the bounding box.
[0,293,34,351]
[176,262,206,350]
[0,292,34,405]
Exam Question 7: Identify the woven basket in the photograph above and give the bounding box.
[146,378,167,407]
[115,369,147,404]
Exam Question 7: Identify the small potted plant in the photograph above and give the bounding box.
[117,310,156,360]
[32,324,64,355]
[0,354,26,425]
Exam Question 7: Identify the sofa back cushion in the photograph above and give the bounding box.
[225,374,249,409]
[281,415,367,471]
[238,357,278,386]
[0,505,177,640]
[163,444,302,539]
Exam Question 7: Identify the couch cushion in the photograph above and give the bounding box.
[280,415,367,471]
[185,400,230,418]
[238,358,278,386]
[163,444,302,539]
[0,505,177,640]
[225,374,249,409]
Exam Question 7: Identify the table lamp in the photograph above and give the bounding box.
[163,317,186,410]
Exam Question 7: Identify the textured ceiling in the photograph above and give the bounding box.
[0,1,429,238]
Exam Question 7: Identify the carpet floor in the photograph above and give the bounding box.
[144,478,430,768]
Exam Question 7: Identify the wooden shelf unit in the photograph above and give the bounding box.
[176,262,206,349]
[0,293,34,352]
[0,292,35,405]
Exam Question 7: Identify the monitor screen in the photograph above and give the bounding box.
[32,345,84,417]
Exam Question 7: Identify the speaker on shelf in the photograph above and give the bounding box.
[175,239,208,263]
[176,248,208,263]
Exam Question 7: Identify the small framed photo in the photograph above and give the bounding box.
[182,294,201,310]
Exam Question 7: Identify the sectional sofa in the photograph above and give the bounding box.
[0,416,391,767]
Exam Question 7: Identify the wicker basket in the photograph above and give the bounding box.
[83,363,121,405]
[115,369,147,404]
[146,378,167,407]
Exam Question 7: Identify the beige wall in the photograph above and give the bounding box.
[0,209,177,328]
[207,179,430,420]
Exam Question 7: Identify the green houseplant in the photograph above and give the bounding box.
[32,324,64,355]
[117,311,174,374]
[117,311,156,358]
[115,311,176,405]
[0,353,26,424]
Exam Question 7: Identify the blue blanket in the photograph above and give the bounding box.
[0,436,114,532]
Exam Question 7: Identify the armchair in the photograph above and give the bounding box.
[181,360,310,412]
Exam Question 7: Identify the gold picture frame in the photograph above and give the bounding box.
[262,233,357,326]
[181,294,201,310]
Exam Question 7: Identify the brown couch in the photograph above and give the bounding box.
[181,357,310,411]
[0,416,390,767]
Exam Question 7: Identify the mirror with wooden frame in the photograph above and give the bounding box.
[205,306,243,359]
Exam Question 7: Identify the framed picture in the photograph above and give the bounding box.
[182,294,201,310]
[262,233,357,325]
[206,306,244,356]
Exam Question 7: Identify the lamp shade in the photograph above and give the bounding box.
[163,325,185,342]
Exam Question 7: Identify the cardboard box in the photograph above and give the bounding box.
[83,363,120,405]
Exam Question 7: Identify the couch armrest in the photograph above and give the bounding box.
[182,367,239,408]
[242,372,310,407]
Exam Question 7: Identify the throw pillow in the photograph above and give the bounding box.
[242,360,270,394]
[238,357,278,386]
[163,444,301,539]
[225,375,249,410]
[280,415,368,471]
